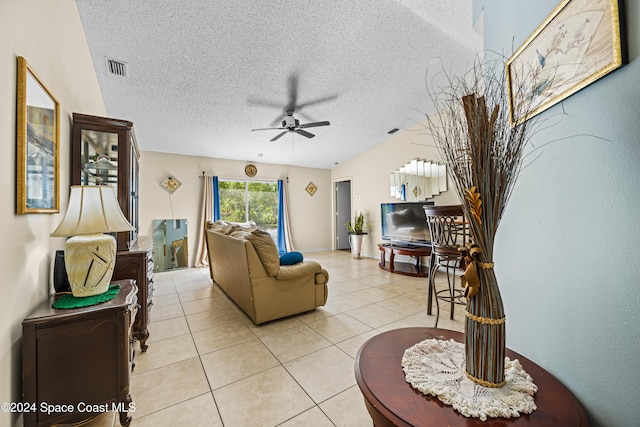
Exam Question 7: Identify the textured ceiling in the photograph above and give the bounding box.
[75,0,481,169]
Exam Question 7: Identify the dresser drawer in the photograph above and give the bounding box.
[114,236,153,352]
[22,280,137,427]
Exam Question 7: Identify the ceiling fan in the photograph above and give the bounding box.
[251,111,330,141]
[248,73,335,141]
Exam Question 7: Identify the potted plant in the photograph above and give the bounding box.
[346,211,367,259]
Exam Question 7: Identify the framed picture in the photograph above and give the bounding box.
[160,175,182,194]
[16,56,60,213]
[305,181,317,196]
[506,0,626,124]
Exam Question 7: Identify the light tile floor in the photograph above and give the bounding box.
[86,250,465,427]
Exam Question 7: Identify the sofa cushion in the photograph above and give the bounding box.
[206,221,235,234]
[280,251,303,266]
[224,220,258,231]
[229,228,251,239]
[246,229,280,276]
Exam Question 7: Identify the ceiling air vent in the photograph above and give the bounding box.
[387,127,400,134]
[105,58,128,77]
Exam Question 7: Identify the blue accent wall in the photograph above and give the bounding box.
[475,1,640,426]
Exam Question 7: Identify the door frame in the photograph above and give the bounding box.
[332,177,352,250]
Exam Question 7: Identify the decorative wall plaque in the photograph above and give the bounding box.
[160,175,181,194]
[305,182,317,196]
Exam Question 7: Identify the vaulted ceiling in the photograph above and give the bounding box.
[75,0,482,169]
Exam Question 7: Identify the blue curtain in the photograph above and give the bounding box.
[276,180,286,255]
[213,176,221,221]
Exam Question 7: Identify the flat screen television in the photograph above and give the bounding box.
[380,202,433,247]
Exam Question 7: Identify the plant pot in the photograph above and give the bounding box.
[348,233,367,259]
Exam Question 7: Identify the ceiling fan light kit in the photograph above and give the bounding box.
[252,112,330,142]
[250,74,333,142]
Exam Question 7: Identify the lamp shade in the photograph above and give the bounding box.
[51,185,134,237]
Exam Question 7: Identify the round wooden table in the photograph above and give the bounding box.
[355,327,589,426]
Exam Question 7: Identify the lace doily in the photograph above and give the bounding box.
[401,338,538,421]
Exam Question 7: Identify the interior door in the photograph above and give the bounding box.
[335,180,351,250]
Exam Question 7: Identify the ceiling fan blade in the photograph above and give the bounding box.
[270,131,288,142]
[295,129,315,139]
[295,110,315,122]
[252,127,285,131]
[269,115,284,127]
[285,73,299,114]
[298,121,330,129]
[297,94,338,110]
[247,97,282,109]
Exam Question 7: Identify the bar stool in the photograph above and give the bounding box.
[424,205,468,328]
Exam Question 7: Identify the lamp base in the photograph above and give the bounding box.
[64,234,117,297]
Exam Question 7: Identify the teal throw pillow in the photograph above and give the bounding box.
[280,251,303,266]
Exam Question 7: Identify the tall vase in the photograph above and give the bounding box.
[349,233,366,259]
[464,265,506,387]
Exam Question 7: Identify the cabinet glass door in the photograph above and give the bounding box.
[80,129,119,187]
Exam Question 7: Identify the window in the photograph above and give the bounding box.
[218,180,278,236]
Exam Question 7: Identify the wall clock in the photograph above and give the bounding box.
[245,164,257,177]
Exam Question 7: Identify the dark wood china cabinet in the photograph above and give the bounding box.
[71,113,153,351]
[71,113,139,251]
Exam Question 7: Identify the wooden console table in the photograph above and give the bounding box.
[378,243,431,277]
[355,327,589,426]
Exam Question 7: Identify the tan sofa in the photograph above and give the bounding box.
[205,221,329,324]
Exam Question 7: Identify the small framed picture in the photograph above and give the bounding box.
[305,182,317,196]
[160,175,181,194]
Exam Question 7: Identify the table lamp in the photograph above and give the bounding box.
[50,185,134,297]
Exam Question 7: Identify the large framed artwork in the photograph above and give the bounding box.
[506,0,626,124]
[16,56,60,214]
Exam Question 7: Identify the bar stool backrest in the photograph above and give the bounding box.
[423,205,468,258]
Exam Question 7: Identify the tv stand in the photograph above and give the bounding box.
[378,243,431,277]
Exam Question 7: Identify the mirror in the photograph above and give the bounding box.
[153,219,189,272]
[390,159,447,202]
[16,56,60,214]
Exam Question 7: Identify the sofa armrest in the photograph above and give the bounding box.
[315,268,329,285]
[276,260,321,280]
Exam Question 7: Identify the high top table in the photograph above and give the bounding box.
[355,327,589,426]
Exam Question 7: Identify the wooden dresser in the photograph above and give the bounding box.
[22,280,138,427]
[113,236,153,352]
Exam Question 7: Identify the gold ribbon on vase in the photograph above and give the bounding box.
[460,244,494,299]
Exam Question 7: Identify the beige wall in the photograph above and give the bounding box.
[138,151,333,264]
[0,1,106,426]
[331,120,459,259]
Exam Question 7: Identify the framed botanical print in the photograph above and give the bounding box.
[506,0,626,124]
[16,56,60,213]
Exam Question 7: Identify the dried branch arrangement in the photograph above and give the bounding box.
[424,57,542,387]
